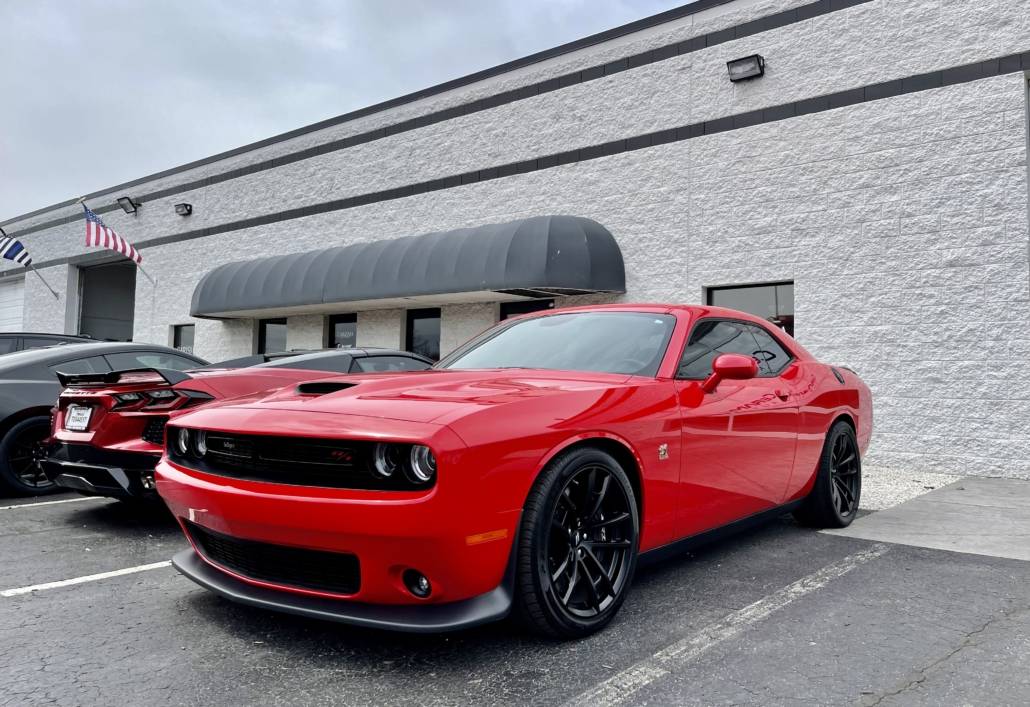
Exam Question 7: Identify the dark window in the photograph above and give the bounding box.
[707,282,794,336]
[105,351,199,371]
[678,319,794,379]
[500,299,555,320]
[442,312,676,377]
[258,318,288,354]
[352,355,431,373]
[328,314,357,348]
[406,308,441,361]
[678,320,759,379]
[173,324,195,354]
[22,337,63,350]
[49,355,112,376]
[747,324,792,376]
[0,337,16,354]
[257,352,356,373]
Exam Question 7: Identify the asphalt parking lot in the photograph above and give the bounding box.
[2,480,1028,707]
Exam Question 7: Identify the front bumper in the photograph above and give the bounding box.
[172,547,514,633]
[40,443,160,499]
[157,449,521,619]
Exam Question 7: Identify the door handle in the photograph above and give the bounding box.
[774,389,789,401]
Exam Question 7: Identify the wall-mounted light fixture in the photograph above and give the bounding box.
[116,196,140,215]
[727,54,765,82]
[174,203,193,216]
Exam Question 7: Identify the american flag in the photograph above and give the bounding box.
[0,233,32,266]
[83,204,142,264]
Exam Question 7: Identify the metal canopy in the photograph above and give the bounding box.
[190,215,624,318]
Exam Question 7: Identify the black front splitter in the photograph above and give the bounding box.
[171,549,514,634]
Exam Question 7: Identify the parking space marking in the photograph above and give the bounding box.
[0,496,106,511]
[566,543,891,707]
[1,561,172,597]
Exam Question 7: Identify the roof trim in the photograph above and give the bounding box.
[190,215,625,318]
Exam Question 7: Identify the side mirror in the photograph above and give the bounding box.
[701,353,758,393]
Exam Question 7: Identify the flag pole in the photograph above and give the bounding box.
[137,264,156,286]
[28,264,60,299]
[0,226,58,299]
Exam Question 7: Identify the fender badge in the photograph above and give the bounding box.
[658,443,669,461]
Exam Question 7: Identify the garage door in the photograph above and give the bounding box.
[0,277,25,332]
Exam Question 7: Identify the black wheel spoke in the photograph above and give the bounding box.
[588,511,630,529]
[588,473,610,521]
[588,539,631,549]
[561,560,580,604]
[583,547,616,597]
[551,556,570,583]
[577,558,602,612]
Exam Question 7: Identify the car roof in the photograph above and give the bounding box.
[0,332,91,339]
[0,341,204,372]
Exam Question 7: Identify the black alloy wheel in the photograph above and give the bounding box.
[793,420,862,528]
[829,432,860,517]
[0,416,58,495]
[516,447,639,638]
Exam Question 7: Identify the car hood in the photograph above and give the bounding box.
[202,369,635,424]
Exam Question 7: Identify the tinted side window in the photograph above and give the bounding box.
[353,356,431,373]
[105,351,199,371]
[678,321,760,379]
[747,324,792,375]
[49,356,112,376]
[22,337,63,350]
[0,337,17,354]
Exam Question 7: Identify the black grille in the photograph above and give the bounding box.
[169,430,429,490]
[141,416,168,445]
[185,521,360,595]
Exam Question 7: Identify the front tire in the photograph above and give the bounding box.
[515,447,639,639]
[0,416,59,496]
[793,420,861,528]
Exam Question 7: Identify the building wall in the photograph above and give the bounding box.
[1,0,1029,479]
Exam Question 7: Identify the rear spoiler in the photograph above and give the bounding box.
[56,367,193,389]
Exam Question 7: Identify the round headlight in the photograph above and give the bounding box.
[372,443,401,478]
[176,428,190,455]
[195,430,207,457]
[408,445,437,483]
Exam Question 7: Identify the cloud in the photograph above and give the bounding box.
[0,0,684,219]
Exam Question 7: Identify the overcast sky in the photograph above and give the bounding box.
[0,0,687,220]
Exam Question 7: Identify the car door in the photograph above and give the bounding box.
[673,319,800,537]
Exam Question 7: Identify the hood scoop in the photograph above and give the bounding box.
[296,381,357,396]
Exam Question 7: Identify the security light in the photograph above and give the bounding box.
[116,196,140,215]
[174,203,193,216]
[727,54,765,82]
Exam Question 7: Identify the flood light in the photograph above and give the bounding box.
[116,196,140,215]
[727,54,765,82]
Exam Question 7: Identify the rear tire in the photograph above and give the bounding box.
[514,447,639,639]
[793,421,861,528]
[0,416,59,496]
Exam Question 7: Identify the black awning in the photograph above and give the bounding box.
[190,215,624,318]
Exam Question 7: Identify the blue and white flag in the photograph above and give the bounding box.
[0,234,32,266]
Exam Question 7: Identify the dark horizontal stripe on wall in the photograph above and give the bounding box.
[4,0,874,233]
[7,49,1029,277]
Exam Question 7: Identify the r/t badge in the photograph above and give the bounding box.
[658,443,669,461]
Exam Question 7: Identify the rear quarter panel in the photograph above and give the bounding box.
[785,362,872,502]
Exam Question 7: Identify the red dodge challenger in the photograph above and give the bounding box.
[157,305,871,638]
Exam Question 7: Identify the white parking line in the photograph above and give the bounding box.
[0,496,106,511]
[566,543,891,707]
[1,561,172,597]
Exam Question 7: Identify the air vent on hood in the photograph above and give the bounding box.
[296,381,356,396]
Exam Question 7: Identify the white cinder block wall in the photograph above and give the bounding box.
[2,0,1029,478]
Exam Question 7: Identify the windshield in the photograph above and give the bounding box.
[441,311,676,377]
